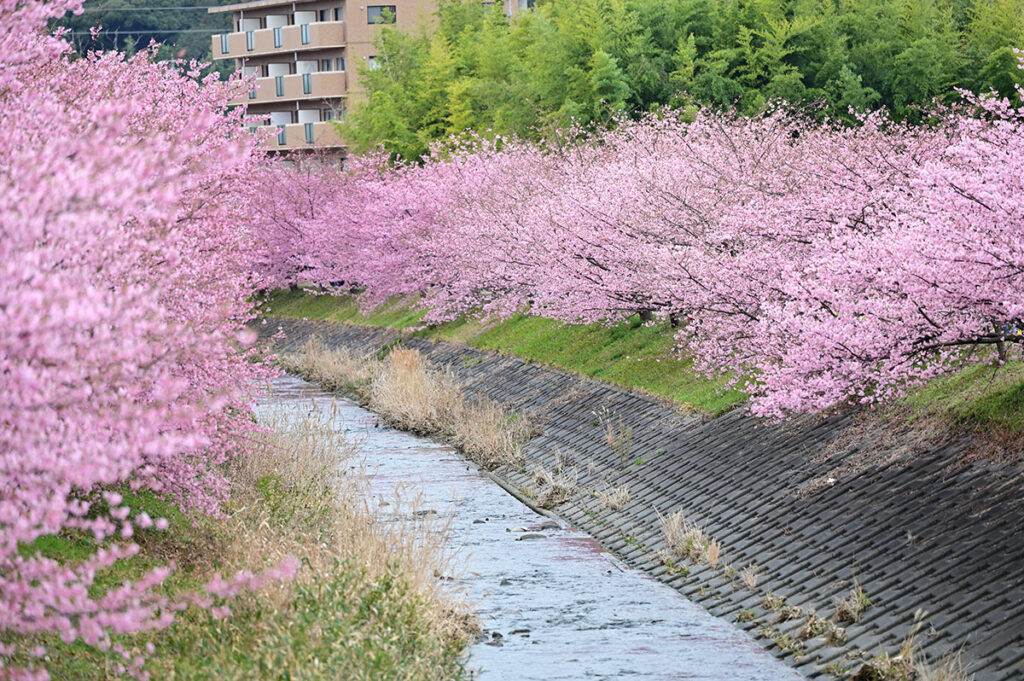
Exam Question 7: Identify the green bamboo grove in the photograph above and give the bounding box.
[340,0,1024,160]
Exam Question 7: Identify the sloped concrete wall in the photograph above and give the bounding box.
[262,318,1024,679]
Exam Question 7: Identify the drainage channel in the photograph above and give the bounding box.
[260,375,803,681]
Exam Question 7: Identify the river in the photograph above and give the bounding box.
[260,375,803,681]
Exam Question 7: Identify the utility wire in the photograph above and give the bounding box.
[67,28,223,33]
[77,6,221,10]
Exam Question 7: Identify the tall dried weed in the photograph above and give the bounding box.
[853,611,974,681]
[235,402,474,642]
[279,337,380,392]
[283,340,530,470]
[657,509,721,566]
[595,484,631,511]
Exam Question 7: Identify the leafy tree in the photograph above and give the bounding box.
[53,0,233,67]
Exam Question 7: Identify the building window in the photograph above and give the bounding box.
[336,57,345,71]
[302,73,312,94]
[273,26,282,48]
[304,122,315,144]
[518,0,535,8]
[300,24,310,44]
[249,87,257,99]
[323,109,333,121]
[277,127,287,145]
[334,7,342,21]
[220,34,229,54]
[319,9,328,21]
[321,58,330,71]
[367,5,396,23]
[367,55,379,70]
[275,75,284,97]
[245,30,254,51]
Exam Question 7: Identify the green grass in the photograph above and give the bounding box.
[262,290,745,415]
[9,473,467,680]
[17,488,205,596]
[152,563,464,681]
[265,290,1024,433]
[901,361,1024,433]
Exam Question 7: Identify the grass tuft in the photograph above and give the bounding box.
[530,451,579,509]
[594,484,631,511]
[853,611,974,681]
[657,509,721,566]
[833,582,872,624]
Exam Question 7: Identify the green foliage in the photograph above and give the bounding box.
[342,0,1024,158]
[52,0,234,71]
[148,563,465,681]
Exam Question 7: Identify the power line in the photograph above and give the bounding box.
[77,6,221,10]
[67,28,223,33]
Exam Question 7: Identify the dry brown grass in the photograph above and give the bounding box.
[530,451,579,508]
[594,406,634,468]
[452,398,530,470]
[283,340,530,470]
[278,337,380,392]
[798,613,830,640]
[368,347,463,434]
[595,484,631,511]
[833,581,872,623]
[741,564,760,590]
[852,612,974,681]
[657,509,721,566]
[227,401,476,645]
[706,539,722,568]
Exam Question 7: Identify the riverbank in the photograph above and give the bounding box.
[262,316,1024,681]
[9,398,472,680]
[262,290,745,415]
[262,290,1024,437]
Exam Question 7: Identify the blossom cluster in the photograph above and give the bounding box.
[264,98,1024,419]
[1,0,285,676]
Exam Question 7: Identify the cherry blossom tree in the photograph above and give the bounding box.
[1,0,293,677]
[280,91,1024,419]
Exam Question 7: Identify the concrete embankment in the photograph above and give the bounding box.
[260,317,1024,680]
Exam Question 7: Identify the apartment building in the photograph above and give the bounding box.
[210,0,533,153]
[209,0,437,152]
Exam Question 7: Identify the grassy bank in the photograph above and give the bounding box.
[263,290,744,416]
[10,401,472,680]
[263,290,1024,436]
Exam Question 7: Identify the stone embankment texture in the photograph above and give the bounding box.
[260,317,1024,680]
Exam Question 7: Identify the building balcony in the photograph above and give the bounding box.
[267,121,345,151]
[236,71,346,105]
[213,22,344,60]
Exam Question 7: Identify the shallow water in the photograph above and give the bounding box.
[260,376,803,681]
